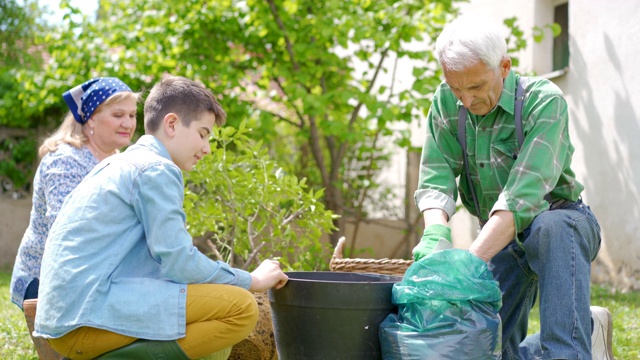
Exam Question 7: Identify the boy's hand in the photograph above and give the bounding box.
[249,259,289,292]
[412,224,452,261]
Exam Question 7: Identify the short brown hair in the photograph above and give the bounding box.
[143,76,226,134]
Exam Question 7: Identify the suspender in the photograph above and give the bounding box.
[513,77,526,148]
[457,77,526,218]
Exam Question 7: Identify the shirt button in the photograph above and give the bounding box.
[76,350,83,355]
[479,163,485,168]
[180,289,186,293]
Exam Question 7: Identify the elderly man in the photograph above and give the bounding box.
[413,15,613,360]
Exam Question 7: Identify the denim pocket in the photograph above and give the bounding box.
[580,203,602,260]
[560,201,602,261]
[507,241,537,280]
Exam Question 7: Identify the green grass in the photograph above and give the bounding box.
[527,286,640,359]
[592,286,640,359]
[1,271,37,360]
[1,270,638,359]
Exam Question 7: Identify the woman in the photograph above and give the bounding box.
[10,77,140,309]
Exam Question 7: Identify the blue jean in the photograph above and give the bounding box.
[24,278,39,301]
[488,199,601,360]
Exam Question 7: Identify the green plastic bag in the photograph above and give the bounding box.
[379,249,502,359]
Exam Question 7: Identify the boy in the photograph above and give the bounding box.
[34,76,288,359]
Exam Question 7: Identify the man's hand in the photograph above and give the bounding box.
[249,259,289,292]
[412,224,452,261]
[468,210,516,263]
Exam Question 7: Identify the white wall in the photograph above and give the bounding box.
[562,1,640,290]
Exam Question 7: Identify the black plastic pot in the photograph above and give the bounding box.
[268,271,402,360]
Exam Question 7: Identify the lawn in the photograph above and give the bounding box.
[1,271,38,360]
[1,270,638,360]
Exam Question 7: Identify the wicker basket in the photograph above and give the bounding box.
[329,237,413,277]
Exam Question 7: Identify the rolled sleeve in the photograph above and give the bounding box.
[414,188,457,219]
[489,193,510,217]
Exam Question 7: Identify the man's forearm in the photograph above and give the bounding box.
[423,208,449,226]
[468,210,516,262]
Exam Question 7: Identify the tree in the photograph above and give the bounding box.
[0,0,43,71]
[0,0,48,194]
[81,0,462,246]
[5,1,536,250]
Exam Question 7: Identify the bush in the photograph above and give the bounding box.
[184,121,337,271]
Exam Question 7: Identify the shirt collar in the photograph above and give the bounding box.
[497,70,519,116]
[133,135,173,161]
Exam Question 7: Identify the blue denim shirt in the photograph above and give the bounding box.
[34,135,252,340]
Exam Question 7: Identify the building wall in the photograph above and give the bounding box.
[562,1,640,290]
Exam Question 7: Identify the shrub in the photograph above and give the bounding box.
[184,121,337,271]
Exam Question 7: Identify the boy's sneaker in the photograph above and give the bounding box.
[591,306,614,360]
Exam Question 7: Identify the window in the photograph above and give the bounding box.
[552,2,569,71]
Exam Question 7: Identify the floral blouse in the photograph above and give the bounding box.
[10,143,97,308]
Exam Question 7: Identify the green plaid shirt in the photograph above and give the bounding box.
[414,70,584,235]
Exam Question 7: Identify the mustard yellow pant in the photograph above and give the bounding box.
[47,284,258,359]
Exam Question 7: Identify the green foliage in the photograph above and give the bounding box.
[0,137,37,192]
[503,17,528,68]
[1,0,542,243]
[183,122,337,271]
[0,0,56,128]
[0,1,74,195]
[0,0,44,71]
[0,0,49,195]
[532,23,562,43]
[20,0,464,242]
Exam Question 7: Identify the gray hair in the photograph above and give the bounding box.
[435,15,508,71]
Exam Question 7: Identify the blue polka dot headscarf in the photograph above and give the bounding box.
[62,77,133,125]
